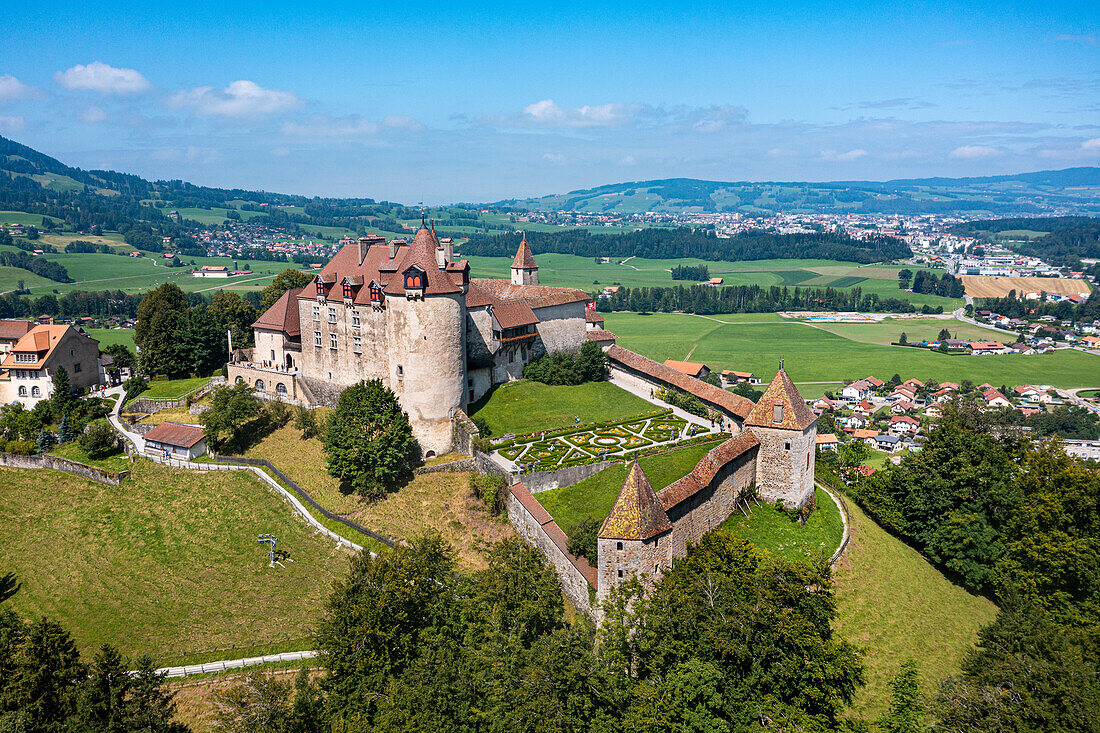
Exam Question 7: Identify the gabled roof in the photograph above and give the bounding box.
[0,320,33,341]
[657,431,759,511]
[744,369,817,430]
[663,359,707,377]
[605,345,754,419]
[0,325,90,370]
[512,234,537,269]
[492,299,538,329]
[598,462,672,541]
[252,287,303,337]
[585,309,605,324]
[143,421,205,448]
[586,329,617,342]
[472,278,588,309]
[382,227,462,296]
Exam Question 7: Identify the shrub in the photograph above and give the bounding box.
[523,342,608,385]
[79,420,120,459]
[325,380,416,499]
[266,399,291,428]
[566,516,601,564]
[470,414,491,438]
[293,405,322,440]
[123,375,148,403]
[36,429,55,454]
[7,440,35,455]
[471,473,507,516]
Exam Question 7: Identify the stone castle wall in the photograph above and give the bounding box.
[297,296,388,389]
[0,451,128,485]
[532,301,587,354]
[661,447,758,558]
[750,424,815,507]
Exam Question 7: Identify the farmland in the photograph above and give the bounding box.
[604,311,1100,388]
[0,461,351,661]
[960,274,1092,298]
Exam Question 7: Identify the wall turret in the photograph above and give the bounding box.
[596,461,672,603]
[510,234,538,286]
[744,369,817,508]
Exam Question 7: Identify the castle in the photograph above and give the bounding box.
[229,226,589,455]
[506,368,818,616]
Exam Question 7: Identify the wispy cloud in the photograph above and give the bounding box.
[169,80,300,116]
[818,148,868,162]
[856,98,936,110]
[1053,33,1098,46]
[0,115,24,133]
[949,145,1004,160]
[78,106,107,123]
[0,75,38,104]
[281,114,378,137]
[519,99,634,128]
[54,62,151,95]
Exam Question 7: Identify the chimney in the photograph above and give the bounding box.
[435,245,446,269]
[389,238,406,260]
[440,237,454,263]
[357,236,370,266]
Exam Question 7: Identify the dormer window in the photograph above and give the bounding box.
[370,286,382,303]
[315,280,325,296]
[772,404,784,424]
[405,273,423,289]
[343,283,353,299]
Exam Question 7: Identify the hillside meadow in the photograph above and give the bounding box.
[604,311,1100,388]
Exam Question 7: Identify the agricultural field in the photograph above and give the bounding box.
[604,311,1100,388]
[833,496,998,719]
[242,423,513,569]
[535,439,724,533]
[464,254,961,308]
[0,265,55,292]
[718,486,843,563]
[0,461,351,661]
[960,274,1092,298]
[469,379,656,436]
[0,210,62,227]
[87,327,135,350]
[805,317,1007,346]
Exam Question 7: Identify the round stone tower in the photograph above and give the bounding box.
[383,227,467,457]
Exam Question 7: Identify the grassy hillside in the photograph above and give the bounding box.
[468,380,656,435]
[604,311,1100,388]
[0,461,351,661]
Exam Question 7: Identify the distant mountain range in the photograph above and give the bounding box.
[495,169,1100,216]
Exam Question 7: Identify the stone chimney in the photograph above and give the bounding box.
[357,236,370,266]
[389,238,406,260]
[440,237,454,263]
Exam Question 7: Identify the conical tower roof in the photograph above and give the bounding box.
[598,461,672,540]
[383,226,461,295]
[511,233,537,270]
[744,369,817,430]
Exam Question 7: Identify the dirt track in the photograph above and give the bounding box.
[960,275,1092,299]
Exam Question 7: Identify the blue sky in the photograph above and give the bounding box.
[1,0,1098,202]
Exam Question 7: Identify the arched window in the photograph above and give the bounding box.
[31,386,40,397]
[17,386,26,396]
[405,274,422,289]
[255,379,265,392]
[236,376,245,384]
[276,383,287,395]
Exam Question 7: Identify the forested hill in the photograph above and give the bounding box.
[460,228,910,263]
[498,168,1100,216]
[950,216,1100,265]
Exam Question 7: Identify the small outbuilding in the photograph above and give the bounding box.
[143,421,208,460]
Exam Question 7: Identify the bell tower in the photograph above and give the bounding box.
[510,233,538,286]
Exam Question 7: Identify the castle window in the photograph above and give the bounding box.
[329,334,338,350]
[328,308,337,323]
[469,390,474,401]
[353,336,362,353]
[352,312,360,327]
[255,380,265,392]
[784,441,791,451]
[31,386,40,397]
[807,453,811,468]
[772,404,784,423]
[73,363,81,373]
[343,283,353,299]
[397,365,404,377]
[405,273,422,289]
[276,383,287,395]
[616,541,623,551]
[370,286,382,303]
[312,305,320,321]
[617,570,623,578]
[315,281,324,296]
[17,386,25,397]
[313,331,322,347]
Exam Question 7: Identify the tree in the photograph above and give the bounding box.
[938,327,951,342]
[260,269,314,310]
[899,332,907,345]
[729,381,763,402]
[51,366,74,415]
[103,344,135,371]
[211,669,293,733]
[57,413,76,444]
[209,292,258,349]
[201,382,263,453]
[4,617,86,731]
[837,439,870,478]
[878,659,925,733]
[324,380,416,498]
[566,516,601,564]
[35,428,55,454]
[898,268,913,288]
[134,284,188,377]
[79,420,119,459]
[123,375,148,403]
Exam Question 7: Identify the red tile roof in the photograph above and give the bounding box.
[657,431,759,511]
[511,234,537,269]
[492,299,538,329]
[606,345,754,419]
[0,320,33,341]
[585,309,605,324]
[586,330,617,342]
[744,370,817,430]
[473,278,588,309]
[509,482,596,587]
[143,421,205,448]
[252,287,303,337]
[663,359,707,377]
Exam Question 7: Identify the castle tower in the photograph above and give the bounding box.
[744,369,817,508]
[510,234,538,286]
[596,461,672,603]
[384,226,467,457]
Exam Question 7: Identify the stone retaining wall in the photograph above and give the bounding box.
[521,460,613,494]
[451,410,479,455]
[0,451,128,485]
[507,483,595,618]
[414,458,476,475]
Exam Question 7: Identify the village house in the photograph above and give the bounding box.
[721,370,761,385]
[0,325,102,406]
[193,265,230,278]
[841,379,872,401]
[889,415,920,434]
[873,434,903,452]
[662,360,710,379]
[815,433,839,451]
[0,320,34,354]
[982,388,1012,408]
[142,422,208,460]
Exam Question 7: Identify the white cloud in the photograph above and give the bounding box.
[54,62,151,95]
[619,155,637,166]
[949,145,1004,159]
[521,99,631,128]
[818,148,868,162]
[281,114,378,137]
[1082,137,1100,151]
[0,115,24,133]
[170,80,300,117]
[78,106,107,123]
[542,152,566,164]
[0,75,36,103]
[382,114,422,131]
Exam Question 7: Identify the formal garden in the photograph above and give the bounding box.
[494,410,719,471]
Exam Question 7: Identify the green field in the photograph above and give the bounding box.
[48,440,132,472]
[87,327,135,350]
[536,439,724,532]
[0,210,61,227]
[136,376,210,400]
[719,487,843,563]
[469,379,656,436]
[0,461,350,660]
[604,312,1100,388]
[834,496,997,718]
[0,265,56,292]
[464,254,961,308]
[807,317,1007,346]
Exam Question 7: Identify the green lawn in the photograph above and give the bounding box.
[469,379,656,436]
[833,496,997,719]
[808,318,1007,346]
[0,461,351,660]
[0,266,56,292]
[604,312,1100,389]
[536,439,725,533]
[48,441,131,472]
[719,487,843,563]
[137,377,210,400]
[0,211,61,227]
[87,328,135,350]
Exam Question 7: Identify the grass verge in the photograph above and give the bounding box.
[48,441,131,472]
[719,486,843,563]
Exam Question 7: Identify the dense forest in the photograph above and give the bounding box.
[975,293,1100,322]
[597,283,941,315]
[910,270,965,298]
[670,264,710,280]
[462,229,911,263]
